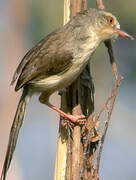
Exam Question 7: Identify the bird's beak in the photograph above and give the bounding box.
[116,29,134,40]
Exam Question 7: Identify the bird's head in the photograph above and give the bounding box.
[94,10,134,41]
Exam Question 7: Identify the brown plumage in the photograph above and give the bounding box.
[1,8,133,180]
[12,28,74,90]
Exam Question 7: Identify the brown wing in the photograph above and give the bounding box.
[11,32,54,86]
[13,27,74,91]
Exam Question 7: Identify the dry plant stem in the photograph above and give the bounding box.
[70,1,95,179]
[82,0,87,10]
[66,0,95,180]
[66,125,72,180]
[70,1,82,179]
[96,0,104,10]
[64,0,70,24]
[71,80,81,180]
[95,0,122,175]
[71,0,81,17]
[105,40,119,82]
[96,85,117,173]
[54,1,70,180]
[96,39,123,173]
[96,77,123,121]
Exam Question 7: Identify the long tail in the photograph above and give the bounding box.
[1,87,32,180]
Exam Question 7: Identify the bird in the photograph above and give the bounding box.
[0,8,134,180]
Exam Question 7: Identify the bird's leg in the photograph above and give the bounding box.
[39,92,86,124]
[46,102,86,124]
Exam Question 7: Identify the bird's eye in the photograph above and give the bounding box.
[107,16,114,25]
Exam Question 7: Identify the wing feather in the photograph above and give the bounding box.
[13,27,74,91]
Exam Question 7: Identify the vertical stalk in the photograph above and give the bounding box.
[54,1,96,180]
[54,1,70,180]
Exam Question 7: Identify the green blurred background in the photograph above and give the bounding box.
[0,0,136,179]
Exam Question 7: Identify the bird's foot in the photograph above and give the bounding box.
[46,102,86,125]
[63,114,86,125]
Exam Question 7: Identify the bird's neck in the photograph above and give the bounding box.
[74,33,100,62]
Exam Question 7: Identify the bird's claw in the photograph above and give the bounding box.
[63,114,86,125]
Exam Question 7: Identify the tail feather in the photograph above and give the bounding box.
[1,87,31,180]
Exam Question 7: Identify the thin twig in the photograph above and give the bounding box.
[95,77,123,122]
[96,40,122,173]
[82,0,87,10]
[96,41,124,174]
[96,0,105,10]
[105,40,119,82]
[71,0,81,17]
[95,1,123,174]
[96,77,123,172]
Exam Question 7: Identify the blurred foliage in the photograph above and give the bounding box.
[27,0,63,45]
